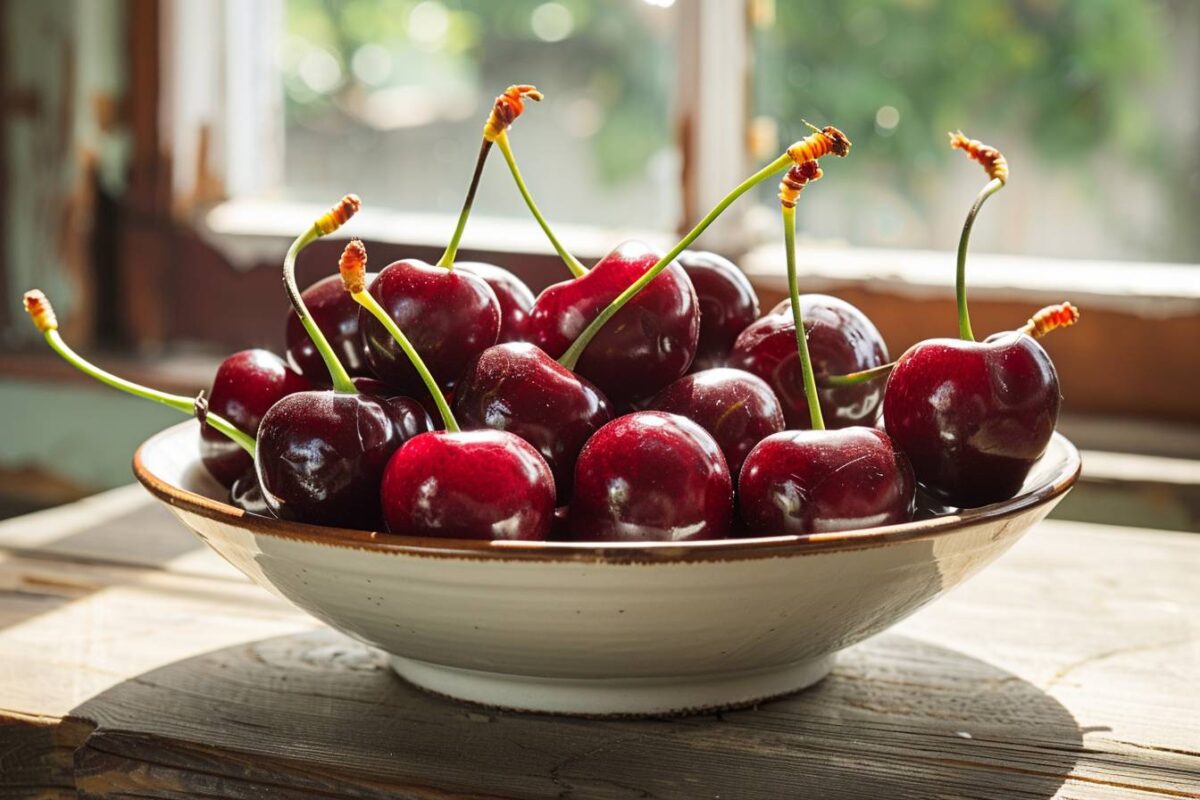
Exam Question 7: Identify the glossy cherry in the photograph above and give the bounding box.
[525,240,699,405]
[647,368,784,478]
[676,250,760,371]
[457,262,535,343]
[200,349,312,488]
[883,333,1060,507]
[255,391,410,529]
[454,342,612,502]
[285,273,376,383]
[381,429,554,540]
[568,411,732,542]
[883,133,1064,508]
[728,294,888,429]
[360,260,500,394]
[739,427,915,534]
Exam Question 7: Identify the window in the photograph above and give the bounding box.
[751,0,1200,264]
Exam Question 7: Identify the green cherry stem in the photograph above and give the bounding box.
[283,196,362,394]
[956,176,1004,342]
[819,361,895,388]
[558,151,793,371]
[494,129,587,278]
[339,242,460,433]
[23,292,255,455]
[782,203,825,431]
[436,139,492,270]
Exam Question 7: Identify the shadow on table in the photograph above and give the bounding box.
[67,630,1082,800]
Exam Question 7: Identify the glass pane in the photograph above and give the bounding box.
[281,0,679,230]
[752,0,1200,264]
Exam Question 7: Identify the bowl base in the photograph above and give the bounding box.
[389,654,837,717]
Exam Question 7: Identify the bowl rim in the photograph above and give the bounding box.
[133,422,1080,564]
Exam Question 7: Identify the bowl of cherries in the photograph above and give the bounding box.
[25,88,1081,717]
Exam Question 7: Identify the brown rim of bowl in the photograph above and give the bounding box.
[133,423,1080,564]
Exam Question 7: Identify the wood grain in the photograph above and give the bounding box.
[0,491,1197,799]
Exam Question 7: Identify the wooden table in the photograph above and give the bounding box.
[1,487,1197,799]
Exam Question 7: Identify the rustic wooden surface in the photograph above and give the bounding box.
[0,487,1196,799]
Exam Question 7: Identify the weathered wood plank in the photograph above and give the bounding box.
[0,494,1196,799]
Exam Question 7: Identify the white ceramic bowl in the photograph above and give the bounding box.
[135,421,1079,717]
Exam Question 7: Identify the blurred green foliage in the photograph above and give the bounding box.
[284,0,1196,259]
[756,0,1167,167]
[284,0,672,182]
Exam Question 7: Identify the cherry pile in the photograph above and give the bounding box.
[24,88,1080,542]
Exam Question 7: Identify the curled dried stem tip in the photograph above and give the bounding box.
[23,290,58,333]
[338,239,369,295]
[779,160,824,208]
[787,124,851,165]
[193,391,210,426]
[1020,301,1080,339]
[950,131,1008,183]
[483,84,544,142]
[315,194,362,236]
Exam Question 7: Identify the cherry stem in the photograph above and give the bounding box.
[782,204,825,430]
[559,151,794,370]
[284,227,358,394]
[350,290,460,433]
[956,177,1004,342]
[41,329,256,455]
[494,130,587,278]
[437,139,493,270]
[820,362,895,388]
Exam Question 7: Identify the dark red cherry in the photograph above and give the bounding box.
[454,342,612,502]
[676,250,759,371]
[728,294,887,429]
[457,262,535,343]
[360,260,500,394]
[229,471,272,517]
[883,332,1060,508]
[525,240,699,405]
[255,391,409,529]
[647,368,784,478]
[285,273,376,384]
[739,427,915,534]
[350,376,436,439]
[201,349,312,488]
[380,430,555,540]
[569,411,732,542]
